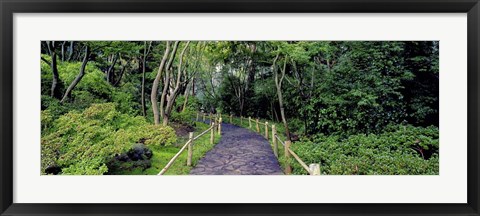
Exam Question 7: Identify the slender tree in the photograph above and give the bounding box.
[60,46,90,103]
[151,41,171,125]
[66,41,74,61]
[273,53,291,141]
[162,41,190,126]
[45,41,62,99]
[159,41,180,121]
[141,41,152,117]
[106,53,119,84]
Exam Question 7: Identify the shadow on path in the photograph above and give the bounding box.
[190,121,284,175]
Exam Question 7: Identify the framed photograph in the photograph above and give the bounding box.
[1,0,479,215]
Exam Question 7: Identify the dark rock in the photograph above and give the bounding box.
[127,144,153,161]
[115,153,130,162]
[45,165,62,175]
[290,134,300,142]
[106,144,153,174]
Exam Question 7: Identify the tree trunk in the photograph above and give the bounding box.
[47,41,62,99]
[239,98,244,117]
[163,41,190,126]
[61,41,66,61]
[159,42,180,121]
[67,41,74,61]
[60,46,90,103]
[151,42,171,125]
[141,55,147,117]
[192,79,195,96]
[106,54,119,84]
[277,86,291,141]
[113,63,127,86]
[141,41,151,117]
[273,54,291,141]
[247,42,257,87]
[141,41,153,117]
[181,78,193,112]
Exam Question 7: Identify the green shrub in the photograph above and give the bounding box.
[171,108,196,126]
[41,55,55,95]
[41,56,114,108]
[289,125,439,175]
[170,95,199,126]
[41,103,176,175]
[111,82,140,115]
[138,125,177,146]
[287,118,305,135]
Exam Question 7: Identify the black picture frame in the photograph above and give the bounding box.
[1,0,479,215]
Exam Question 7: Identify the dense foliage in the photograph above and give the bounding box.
[289,125,439,175]
[213,41,438,136]
[40,40,439,175]
[41,103,176,175]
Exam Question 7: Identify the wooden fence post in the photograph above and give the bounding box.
[240,116,243,125]
[285,140,292,174]
[249,117,252,129]
[196,112,199,121]
[230,114,233,124]
[265,122,269,139]
[202,113,205,122]
[187,132,194,166]
[256,119,260,132]
[272,124,278,157]
[309,164,321,175]
[218,117,222,135]
[210,122,215,145]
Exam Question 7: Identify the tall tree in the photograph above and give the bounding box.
[106,53,119,84]
[182,42,205,112]
[60,46,90,103]
[141,41,153,117]
[272,53,291,141]
[151,41,171,125]
[159,41,180,122]
[44,41,62,99]
[162,41,191,126]
[66,41,74,61]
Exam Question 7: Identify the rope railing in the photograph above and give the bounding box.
[201,112,321,175]
[275,134,285,146]
[158,139,192,175]
[158,117,221,175]
[287,148,312,175]
[193,126,214,141]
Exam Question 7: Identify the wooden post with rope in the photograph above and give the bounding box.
[272,124,278,157]
[309,163,321,175]
[256,119,260,132]
[218,117,222,135]
[186,132,194,166]
[265,122,269,139]
[285,140,292,174]
[210,122,215,144]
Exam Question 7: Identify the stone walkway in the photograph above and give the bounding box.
[190,121,284,175]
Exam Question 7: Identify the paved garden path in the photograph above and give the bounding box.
[190,121,284,175]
